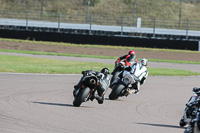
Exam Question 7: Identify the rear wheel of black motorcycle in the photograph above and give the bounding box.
[109,84,124,100]
[73,87,90,107]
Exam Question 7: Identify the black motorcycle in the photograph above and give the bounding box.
[110,60,126,85]
[73,70,100,107]
[184,99,200,133]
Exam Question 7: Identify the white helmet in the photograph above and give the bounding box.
[140,58,148,66]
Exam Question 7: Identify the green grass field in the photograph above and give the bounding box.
[0,54,199,76]
[0,38,200,75]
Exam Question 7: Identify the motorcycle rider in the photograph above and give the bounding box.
[180,87,200,128]
[115,50,138,66]
[111,58,148,94]
[183,88,200,133]
[73,68,111,104]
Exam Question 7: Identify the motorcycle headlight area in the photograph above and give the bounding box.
[123,75,135,85]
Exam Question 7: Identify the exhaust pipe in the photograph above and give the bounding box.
[89,79,96,85]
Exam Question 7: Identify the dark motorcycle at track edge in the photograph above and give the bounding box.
[184,98,200,133]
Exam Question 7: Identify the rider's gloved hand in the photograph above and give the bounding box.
[115,59,120,64]
[124,66,131,71]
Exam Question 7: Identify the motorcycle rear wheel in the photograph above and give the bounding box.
[73,87,90,107]
[109,84,125,100]
[194,121,200,133]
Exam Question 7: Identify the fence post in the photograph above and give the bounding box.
[58,13,61,32]
[186,19,189,40]
[153,18,156,37]
[41,0,44,20]
[87,0,90,24]
[178,0,182,29]
[26,12,29,30]
[89,15,92,35]
[198,41,200,51]
[121,17,124,36]
[133,0,137,27]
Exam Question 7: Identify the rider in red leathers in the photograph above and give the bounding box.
[115,50,137,66]
[110,50,138,88]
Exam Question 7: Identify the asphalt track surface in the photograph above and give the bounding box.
[0,53,200,133]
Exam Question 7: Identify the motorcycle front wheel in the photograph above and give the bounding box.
[179,117,187,127]
[109,84,125,100]
[111,71,120,85]
[73,87,90,107]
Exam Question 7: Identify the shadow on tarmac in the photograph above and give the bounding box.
[32,101,74,107]
[137,122,186,129]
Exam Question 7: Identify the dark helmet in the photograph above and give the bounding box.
[128,50,135,55]
[193,87,200,94]
[100,68,110,74]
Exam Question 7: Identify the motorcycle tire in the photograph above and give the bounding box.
[194,121,200,133]
[179,117,187,127]
[110,71,120,85]
[109,84,125,100]
[73,87,90,107]
[184,129,191,133]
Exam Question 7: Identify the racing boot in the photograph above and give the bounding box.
[179,116,187,127]
[73,80,82,97]
[95,94,104,104]
[74,78,83,90]
[128,89,135,94]
[134,89,139,94]
[128,84,139,94]
[96,88,106,104]
[133,82,140,94]
[73,85,80,97]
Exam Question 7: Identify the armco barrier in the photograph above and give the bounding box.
[0,28,199,51]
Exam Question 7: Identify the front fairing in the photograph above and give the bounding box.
[122,71,135,86]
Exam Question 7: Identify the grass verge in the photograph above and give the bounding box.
[0,48,200,64]
[0,55,199,76]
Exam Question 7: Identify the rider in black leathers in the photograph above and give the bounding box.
[73,68,111,104]
[183,87,200,132]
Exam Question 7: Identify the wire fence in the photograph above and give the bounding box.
[1,0,200,18]
[0,0,200,40]
[0,10,199,30]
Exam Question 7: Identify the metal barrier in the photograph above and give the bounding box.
[0,11,200,40]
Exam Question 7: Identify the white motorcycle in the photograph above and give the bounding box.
[109,58,148,100]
